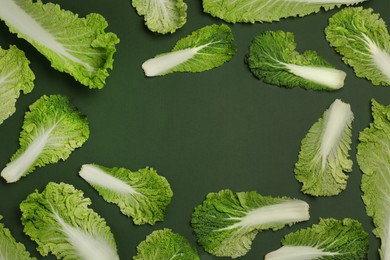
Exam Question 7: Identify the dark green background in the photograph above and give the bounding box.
[0,0,389,259]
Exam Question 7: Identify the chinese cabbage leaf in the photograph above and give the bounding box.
[0,45,34,125]
[132,0,187,34]
[142,24,237,76]
[202,0,366,23]
[247,31,346,90]
[191,189,309,258]
[1,95,89,183]
[20,182,119,260]
[79,164,173,225]
[0,0,119,89]
[326,7,390,86]
[357,99,390,259]
[294,99,353,196]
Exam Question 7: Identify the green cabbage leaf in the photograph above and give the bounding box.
[247,31,346,91]
[142,24,237,76]
[132,0,187,34]
[133,228,199,260]
[79,164,173,225]
[357,99,390,259]
[265,218,369,260]
[1,95,89,183]
[191,189,310,258]
[202,0,365,23]
[0,0,119,89]
[20,182,119,259]
[0,45,34,125]
[326,7,390,86]
[0,215,36,260]
[294,99,353,196]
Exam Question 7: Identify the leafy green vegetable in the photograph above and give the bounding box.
[191,189,310,258]
[0,45,34,125]
[202,0,365,23]
[20,182,119,260]
[295,99,353,196]
[132,0,187,34]
[265,218,369,260]
[79,164,173,225]
[0,215,36,260]
[0,0,119,89]
[247,31,346,90]
[357,99,390,259]
[133,228,199,260]
[326,7,390,86]
[142,24,237,76]
[1,95,89,183]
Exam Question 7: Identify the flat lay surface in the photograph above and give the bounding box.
[0,0,389,259]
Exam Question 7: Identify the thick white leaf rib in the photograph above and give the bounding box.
[265,245,339,260]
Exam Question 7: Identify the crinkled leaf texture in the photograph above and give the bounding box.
[265,218,369,260]
[133,228,199,260]
[357,99,390,259]
[20,182,119,260]
[0,215,36,260]
[0,0,119,89]
[247,31,346,91]
[326,7,390,86]
[294,99,353,196]
[132,0,187,34]
[142,24,237,76]
[0,45,34,125]
[202,0,365,23]
[191,189,310,258]
[1,95,89,183]
[79,164,173,225]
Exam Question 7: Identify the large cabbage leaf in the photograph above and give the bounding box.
[202,0,365,23]
[79,164,173,225]
[326,7,390,86]
[247,31,346,91]
[294,99,353,196]
[1,95,89,183]
[142,24,237,76]
[191,189,309,258]
[0,0,119,89]
[265,218,369,260]
[133,228,199,259]
[132,0,187,34]
[0,215,36,260]
[20,182,119,260]
[0,45,34,125]
[357,99,390,259]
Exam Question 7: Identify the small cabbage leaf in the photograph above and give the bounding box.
[133,228,199,260]
[0,0,119,89]
[357,99,390,259]
[294,99,353,196]
[0,45,34,125]
[202,0,365,23]
[326,7,390,86]
[1,95,89,183]
[265,218,369,260]
[247,31,346,90]
[0,215,36,260]
[79,164,173,225]
[132,0,187,34]
[191,189,310,258]
[142,24,237,76]
[20,182,119,260]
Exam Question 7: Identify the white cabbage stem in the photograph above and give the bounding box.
[284,63,346,89]
[362,34,390,83]
[320,99,353,170]
[219,200,309,231]
[265,245,339,260]
[79,164,142,195]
